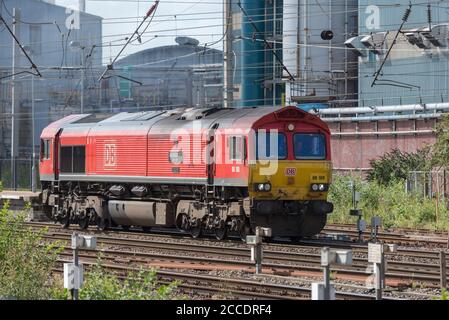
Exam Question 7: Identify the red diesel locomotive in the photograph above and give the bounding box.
[40,106,333,240]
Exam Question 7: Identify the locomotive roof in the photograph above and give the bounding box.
[59,107,275,130]
[43,106,328,137]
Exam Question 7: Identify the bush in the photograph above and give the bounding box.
[0,201,62,299]
[328,174,449,230]
[430,114,449,170]
[367,148,430,185]
[52,260,183,300]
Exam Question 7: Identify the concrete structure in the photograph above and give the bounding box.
[319,104,438,171]
[282,0,359,106]
[226,0,359,108]
[0,0,102,155]
[0,0,102,188]
[113,37,223,111]
[283,0,358,103]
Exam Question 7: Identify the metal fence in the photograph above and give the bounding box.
[406,171,449,201]
[0,158,40,191]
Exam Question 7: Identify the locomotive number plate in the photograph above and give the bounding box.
[285,168,297,176]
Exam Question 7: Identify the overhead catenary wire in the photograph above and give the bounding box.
[0,13,42,79]
[1,0,449,103]
[0,6,447,123]
[371,3,412,88]
[0,6,446,52]
[98,0,160,81]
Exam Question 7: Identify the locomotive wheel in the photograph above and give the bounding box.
[61,215,70,229]
[214,226,227,240]
[96,217,109,231]
[191,226,202,239]
[122,225,130,231]
[60,209,70,229]
[78,217,89,230]
[142,227,152,232]
[238,223,251,242]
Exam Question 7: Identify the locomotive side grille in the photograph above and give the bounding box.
[148,134,208,177]
[94,137,147,175]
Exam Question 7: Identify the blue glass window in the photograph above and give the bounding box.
[256,132,287,160]
[294,134,326,160]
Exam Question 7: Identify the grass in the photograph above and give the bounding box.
[328,174,449,230]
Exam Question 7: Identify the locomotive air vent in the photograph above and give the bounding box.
[122,111,166,121]
[178,107,221,120]
[73,113,114,124]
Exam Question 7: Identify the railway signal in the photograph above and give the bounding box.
[246,227,272,275]
[349,181,366,242]
[64,233,97,300]
[367,243,397,300]
[370,217,382,242]
[313,247,352,300]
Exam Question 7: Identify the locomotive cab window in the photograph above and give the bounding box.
[40,139,51,160]
[256,132,287,160]
[294,134,326,160]
[60,146,85,173]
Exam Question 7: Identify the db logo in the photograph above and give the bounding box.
[285,168,297,176]
[105,144,116,167]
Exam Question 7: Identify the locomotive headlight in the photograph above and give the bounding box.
[255,183,271,192]
[311,183,329,192]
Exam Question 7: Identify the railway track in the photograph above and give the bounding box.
[323,224,449,247]
[52,259,389,300]
[24,221,448,299]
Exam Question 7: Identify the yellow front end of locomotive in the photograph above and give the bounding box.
[248,160,333,201]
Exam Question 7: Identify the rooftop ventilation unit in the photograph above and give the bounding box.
[178,108,221,120]
[175,36,200,46]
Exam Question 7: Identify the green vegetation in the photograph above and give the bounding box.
[432,288,449,300]
[328,174,449,230]
[430,114,449,171]
[333,115,449,230]
[0,201,62,299]
[0,201,181,300]
[367,148,431,186]
[52,262,182,300]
